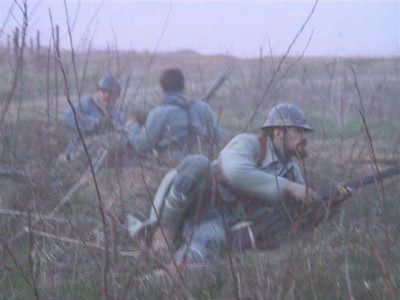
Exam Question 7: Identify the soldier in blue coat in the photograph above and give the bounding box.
[125,68,222,163]
[60,74,126,163]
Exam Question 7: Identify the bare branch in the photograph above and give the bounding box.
[351,66,392,258]
[27,212,41,300]
[241,0,318,131]
[130,3,172,103]
[0,0,28,126]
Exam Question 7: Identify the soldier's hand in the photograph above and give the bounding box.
[287,182,321,205]
[127,110,146,125]
[85,117,99,132]
[333,184,353,203]
[133,110,146,125]
[91,118,113,133]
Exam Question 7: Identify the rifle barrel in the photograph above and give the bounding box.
[203,64,232,102]
[318,165,400,200]
[233,165,400,250]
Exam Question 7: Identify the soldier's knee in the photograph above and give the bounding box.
[171,154,212,196]
[176,154,211,184]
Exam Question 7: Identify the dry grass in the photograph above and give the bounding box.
[0,44,399,299]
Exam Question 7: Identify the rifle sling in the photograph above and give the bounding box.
[256,134,268,167]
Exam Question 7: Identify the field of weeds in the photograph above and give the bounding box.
[0,38,399,299]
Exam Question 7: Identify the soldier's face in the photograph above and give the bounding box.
[97,89,118,107]
[283,127,309,159]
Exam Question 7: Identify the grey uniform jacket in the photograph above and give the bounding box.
[218,133,305,208]
[126,92,222,160]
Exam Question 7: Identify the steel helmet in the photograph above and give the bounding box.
[97,74,121,96]
[261,101,313,131]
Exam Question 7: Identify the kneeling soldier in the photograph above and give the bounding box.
[137,102,351,268]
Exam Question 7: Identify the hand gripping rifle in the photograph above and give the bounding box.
[232,165,400,250]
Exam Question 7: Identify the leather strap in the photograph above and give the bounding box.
[256,134,268,167]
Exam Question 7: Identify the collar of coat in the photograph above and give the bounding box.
[162,91,188,106]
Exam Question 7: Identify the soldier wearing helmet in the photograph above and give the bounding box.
[60,74,126,163]
[96,74,122,108]
[261,101,313,160]
[137,101,350,271]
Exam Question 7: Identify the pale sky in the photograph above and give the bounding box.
[0,0,399,57]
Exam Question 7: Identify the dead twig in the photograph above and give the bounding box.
[351,66,392,255]
[6,149,107,244]
[347,157,399,166]
[0,236,36,297]
[344,250,355,300]
[27,228,140,257]
[130,3,172,104]
[0,208,69,223]
[50,9,110,298]
[241,0,318,132]
[306,256,318,300]
[0,0,28,127]
[27,212,41,300]
[0,168,31,184]
[370,244,398,299]
[138,162,186,285]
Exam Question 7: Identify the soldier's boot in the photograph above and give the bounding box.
[151,182,190,261]
[158,154,211,231]
[152,155,212,260]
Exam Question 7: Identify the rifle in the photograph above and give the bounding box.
[203,64,232,102]
[232,165,400,250]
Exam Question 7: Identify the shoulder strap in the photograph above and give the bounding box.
[168,99,197,138]
[256,134,268,167]
[166,98,193,112]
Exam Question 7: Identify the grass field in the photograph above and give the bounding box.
[0,43,399,299]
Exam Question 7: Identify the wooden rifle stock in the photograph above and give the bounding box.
[232,165,400,250]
